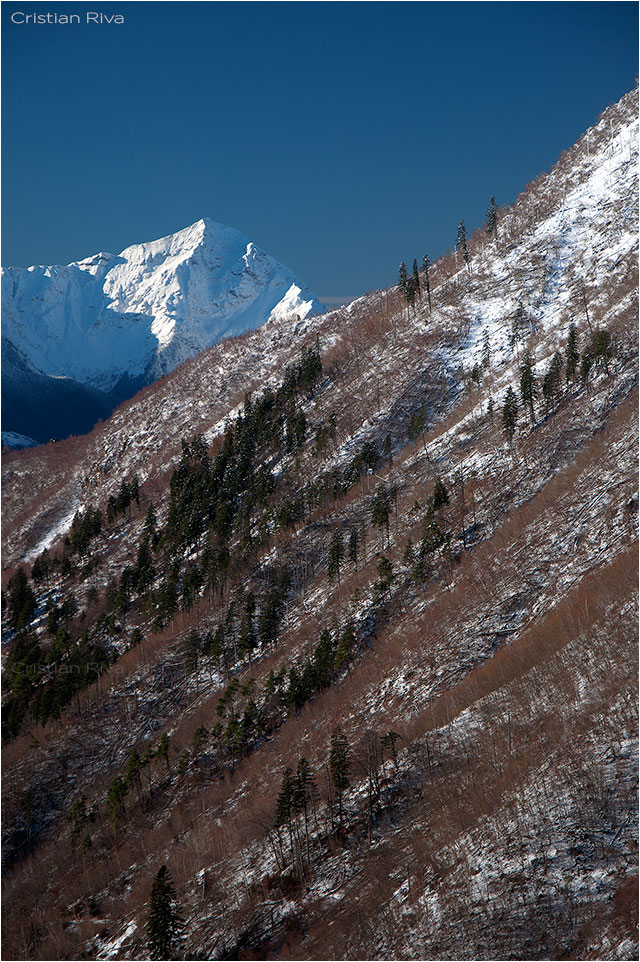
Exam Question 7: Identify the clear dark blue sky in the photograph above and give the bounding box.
[2,2,637,299]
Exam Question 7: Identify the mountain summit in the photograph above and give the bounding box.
[1,218,324,445]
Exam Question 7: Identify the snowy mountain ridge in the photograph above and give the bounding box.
[1,217,324,443]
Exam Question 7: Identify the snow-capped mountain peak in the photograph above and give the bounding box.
[1,219,325,443]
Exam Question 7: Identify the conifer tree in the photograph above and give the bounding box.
[126,749,143,799]
[405,275,417,312]
[486,195,498,237]
[105,775,128,828]
[134,537,155,594]
[565,322,579,382]
[510,302,528,352]
[408,409,424,445]
[519,352,537,424]
[456,221,470,269]
[147,865,185,961]
[31,550,51,586]
[144,502,158,545]
[329,726,350,825]
[590,328,612,375]
[334,624,355,673]
[432,478,449,510]
[502,387,519,444]
[397,262,408,300]
[7,569,37,632]
[274,767,294,830]
[481,329,491,370]
[371,486,391,547]
[68,794,89,850]
[422,255,432,311]
[375,556,395,594]
[293,758,316,818]
[580,351,593,385]
[412,258,421,298]
[542,352,563,412]
[381,730,401,771]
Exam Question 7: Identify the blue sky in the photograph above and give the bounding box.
[2,2,637,299]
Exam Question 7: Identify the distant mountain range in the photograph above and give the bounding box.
[1,217,324,445]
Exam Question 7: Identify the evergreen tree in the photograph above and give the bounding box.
[375,556,395,594]
[502,387,519,444]
[510,302,528,351]
[134,538,155,594]
[126,749,143,798]
[402,538,415,567]
[456,220,470,269]
[542,351,563,412]
[371,486,391,546]
[334,624,355,673]
[105,775,128,827]
[422,255,432,312]
[68,794,89,850]
[565,322,579,382]
[432,478,449,510]
[144,502,158,545]
[408,409,426,446]
[519,351,537,424]
[7,569,37,631]
[397,262,408,300]
[329,726,350,825]
[580,351,593,385]
[405,274,417,311]
[147,865,185,961]
[381,730,401,770]
[590,328,612,375]
[31,550,51,585]
[481,329,491,370]
[486,195,498,237]
[412,258,421,298]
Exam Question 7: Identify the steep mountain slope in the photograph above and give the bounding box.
[1,89,637,962]
[1,217,324,445]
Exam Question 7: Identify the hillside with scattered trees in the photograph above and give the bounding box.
[1,88,638,961]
